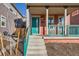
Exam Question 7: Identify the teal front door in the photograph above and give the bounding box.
[32,17,39,35]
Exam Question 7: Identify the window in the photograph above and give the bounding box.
[0,15,6,27]
[48,17,54,29]
[10,8,13,12]
[58,16,64,25]
[48,17,54,25]
[0,16,1,26]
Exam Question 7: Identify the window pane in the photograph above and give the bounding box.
[58,16,64,25]
[1,15,6,27]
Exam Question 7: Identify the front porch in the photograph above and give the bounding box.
[27,3,79,37]
[25,3,79,56]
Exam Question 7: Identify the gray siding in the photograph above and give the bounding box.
[0,4,21,34]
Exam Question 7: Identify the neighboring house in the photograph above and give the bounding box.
[0,3,25,56]
[0,3,23,35]
[26,3,79,36]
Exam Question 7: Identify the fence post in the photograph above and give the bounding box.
[15,28,21,55]
[0,34,5,56]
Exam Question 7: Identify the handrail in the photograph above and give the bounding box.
[48,25,64,36]
[24,27,30,56]
[48,25,79,37]
[67,25,79,36]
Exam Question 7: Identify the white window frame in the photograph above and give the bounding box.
[0,15,6,28]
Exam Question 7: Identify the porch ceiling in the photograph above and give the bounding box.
[28,3,79,15]
[27,3,79,7]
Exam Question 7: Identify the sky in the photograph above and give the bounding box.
[15,3,26,17]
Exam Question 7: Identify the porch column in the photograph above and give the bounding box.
[64,7,68,35]
[46,6,49,35]
[26,6,30,28]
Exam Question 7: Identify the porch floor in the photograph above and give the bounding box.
[45,43,79,56]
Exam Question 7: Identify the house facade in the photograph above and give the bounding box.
[26,3,79,36]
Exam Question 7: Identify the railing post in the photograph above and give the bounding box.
[10,37,12,56]
[46,6,49,35]
[64,6,68,36]
[26,6,30,29]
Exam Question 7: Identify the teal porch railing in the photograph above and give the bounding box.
[48,25,79,37]
[67,25,79,37]
[48,25,64,36]
[24,27,30,56]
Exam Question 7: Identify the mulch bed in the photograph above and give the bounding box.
[45,43,79,56]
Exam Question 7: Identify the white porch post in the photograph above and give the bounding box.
[26,6,30,28]
[64,7,67,35]
[46,7,49,35]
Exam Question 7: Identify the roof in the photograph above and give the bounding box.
[11,3,24,17]
[27,3,79,7]
[27,3,79,15]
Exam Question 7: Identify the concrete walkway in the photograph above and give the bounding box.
[27,35,47,56]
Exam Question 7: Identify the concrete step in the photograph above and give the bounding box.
[28,40,44,43]
[27,50,47,56]
[28,40,45,45]
[28,43,45,46]
[27,48,47,56]
[28,39,45,44]
[28,41,45,44]
[28,42,45,45]
[28,46,46,49]
[27,53,47,56]
[28,44,45,46]
[27,49,46,51]
[29,39,44,41]
[29,35,43,39]
[27,49,47,53]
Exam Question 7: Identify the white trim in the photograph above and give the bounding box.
[26,9,30,28]
[46,8,48,35]
[32,15,40,17]
[64,8,67,35]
